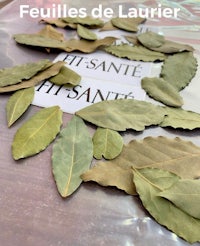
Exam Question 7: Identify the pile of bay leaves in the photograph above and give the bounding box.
[1,16,200,243]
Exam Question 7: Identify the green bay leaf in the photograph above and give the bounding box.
[12,106,63,160]
[76,99,165,131]
[77,24,97,41]
[161,52,197,91]
[93,127,123,160]
[137,31,165,48]
[14,34,68,51]
[52,115,93,198]
[40,18,77,29]
[0,61,65,93]
[61,16,104,27]
[133,168,200,243]
[6,87,35,127]
[111,17,145,32]
[0,59,51,87]
[49,65,81,86]
[105,44,166,61]
[14,33,116,54]
[81,161,136,195]
[137,31,194,53]
[160,107,200,130]
[141,77,183,107]
[159,179,200,219]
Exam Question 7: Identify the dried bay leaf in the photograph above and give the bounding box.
[49,65,81,86]
[37,25,64,41]
[100,21,117,31]
[124,35,139,45]
[105,44,166,61]
[137,31,194,53]
[111,17,145,32]
[14,34,68,51]
[6,87,35,127]
[12,106,63,160]
[151,40,194,53]
[14,33,116,53]
[0,59,51,87]
[93,127,123,160]
[102,136,200,179]
[160,107,200,130]
[137,31,165,48]
[61,16,104,27]
[37,25,64,53]
[65,37,117,53]
[76,99,166,131]
[52,115,93,198]
[81,161,136,195]
[77,24,97,41]
[0,61,65,93]
[161,52,197,91]
[159,179,200,219]
[141,77,183,107]
[133,167,200,243]
[83,136,200,197]
[40,18,77,29]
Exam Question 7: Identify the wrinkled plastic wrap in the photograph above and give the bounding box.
[0,1,200,245]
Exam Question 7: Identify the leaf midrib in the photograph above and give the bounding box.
[139,152,200,169]
[63,119,77,197]
[21,108,58,150]
[9,90,25,126]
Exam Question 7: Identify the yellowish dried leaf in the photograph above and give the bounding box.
[0,61,65,93]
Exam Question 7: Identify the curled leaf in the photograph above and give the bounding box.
[141,77,183,107]
[12,106,63,160]
[14,33,116,54]
[52,115,93,198]
[37,25,65,52]
[137,31,165,48]
[159,179,200,219]
[160,107,200,130]
[100,21,117,31]
[65,37,117,53]
[77,24,97,41]
[137,31,194,53]
[14,34,68,51]
[105,44,166,61]
[37,25,64,41]
[81,161,136,195]
[76,99,166,131]
[6,87,35,127]
[93,127,123,160]
[124,35,139,45]
[61,16,104,27]
[161,52,197,91]
[111,17,146,32]
[0,59,51,87]
[40,18,77,29]
[49,65,81,86]
[133,167,200,243]
[0,61,65,93]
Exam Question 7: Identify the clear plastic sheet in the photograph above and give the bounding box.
[0,1,200,246]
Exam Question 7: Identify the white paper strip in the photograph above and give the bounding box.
[33,50,152,113]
